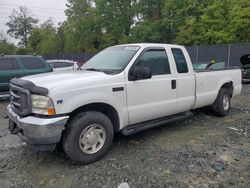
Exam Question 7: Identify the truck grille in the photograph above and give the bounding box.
[9,84,31,116]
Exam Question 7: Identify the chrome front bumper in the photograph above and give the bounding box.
[7,105,69,151]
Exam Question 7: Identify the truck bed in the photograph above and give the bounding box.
[192,69,242,109]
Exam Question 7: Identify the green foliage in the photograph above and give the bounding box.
[136,0,164,21]
[28,20,60,55]
[0,40,16,54]
[16,47,33,55]
[65,0,102,52]
[6,6,38,47]
[5,0,250,54]
[96,0,135,44]
[229,0,250,42]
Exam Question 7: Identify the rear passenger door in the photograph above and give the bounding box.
[19,57,51,76]
[171,48,195,112]
[0,58,24,93]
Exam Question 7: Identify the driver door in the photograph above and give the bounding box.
[125,48,177,124]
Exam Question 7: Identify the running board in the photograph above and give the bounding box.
[121,111,193,136]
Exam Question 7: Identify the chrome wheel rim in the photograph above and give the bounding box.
[79,124,106,154]
[223,95,229,110]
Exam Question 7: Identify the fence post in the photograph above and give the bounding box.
[196,45,199,64]
[227,44,231,67]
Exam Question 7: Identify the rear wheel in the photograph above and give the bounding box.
[62,111,114,164]
[213,88,231,117]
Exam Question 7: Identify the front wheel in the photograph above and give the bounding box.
[62,111,114,164]
[213,88,231,117]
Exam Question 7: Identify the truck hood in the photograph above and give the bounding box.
[22,70,108,90]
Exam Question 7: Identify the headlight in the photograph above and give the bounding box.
[31,94,56,115]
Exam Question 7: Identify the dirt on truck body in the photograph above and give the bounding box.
[0,85,249,188]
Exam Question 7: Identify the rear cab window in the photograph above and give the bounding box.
[171,48,189,73]
[20,57,46,69]
[0,58,19,70]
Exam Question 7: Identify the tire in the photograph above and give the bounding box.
[213,88,231,117]
[62,111,114,164]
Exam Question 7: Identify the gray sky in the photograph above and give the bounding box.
[0,0,68,43]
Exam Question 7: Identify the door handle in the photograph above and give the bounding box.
[171,80,176,89]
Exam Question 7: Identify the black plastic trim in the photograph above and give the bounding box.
[121,111,193,136]
[112,87,124,92]
[11,78,48,95]
[171,80,176,89]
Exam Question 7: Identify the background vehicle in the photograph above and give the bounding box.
[0,55,52,98]
[192,62,209,70]
[193,61,226,71]
[240,54,250,83]
[7,44,242,164]
[47,59,79,72]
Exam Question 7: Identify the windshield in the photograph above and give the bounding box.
[82,46,140,73]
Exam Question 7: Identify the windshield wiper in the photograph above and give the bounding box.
[85,68,102,72]
[85,68,119,75]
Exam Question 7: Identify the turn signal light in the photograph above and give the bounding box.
[48,108,56,116]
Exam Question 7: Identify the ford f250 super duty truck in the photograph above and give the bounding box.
[7,44,242,164]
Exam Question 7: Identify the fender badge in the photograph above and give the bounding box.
[57,100,63,104]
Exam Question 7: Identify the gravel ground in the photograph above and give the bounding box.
[0,85,249,188]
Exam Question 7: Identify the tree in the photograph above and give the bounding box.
[59,0,250,51]
[96,0,135,46]
[28,19,59,55]
[6,6,38,47]
[40,18,55,31]
[65,0,102,52]
[130,0,172,43]
[0,40,16,54]
[174,0,235,45]
[136,0,164,21]
[229,0,250,42]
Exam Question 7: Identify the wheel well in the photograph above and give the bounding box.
[221,82,233,97]
[69,103,120,132]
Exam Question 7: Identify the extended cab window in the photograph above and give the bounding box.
[171,48,189,73]
[136,49,171,75]
[21,57,46,69]
[0,58,19,70]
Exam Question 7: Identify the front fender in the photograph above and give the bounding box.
[53,92,129,130]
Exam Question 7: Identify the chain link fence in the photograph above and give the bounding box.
[186,43,250,67]
[44,52,96,63]
[44,43,250,67]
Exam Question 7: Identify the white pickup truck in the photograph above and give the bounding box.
[7,43,242,164]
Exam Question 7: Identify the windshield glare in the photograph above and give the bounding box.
[82,46,140,72]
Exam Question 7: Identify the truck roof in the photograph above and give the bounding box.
[114,43,184,49]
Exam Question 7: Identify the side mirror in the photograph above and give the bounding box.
[130,66,152,81]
